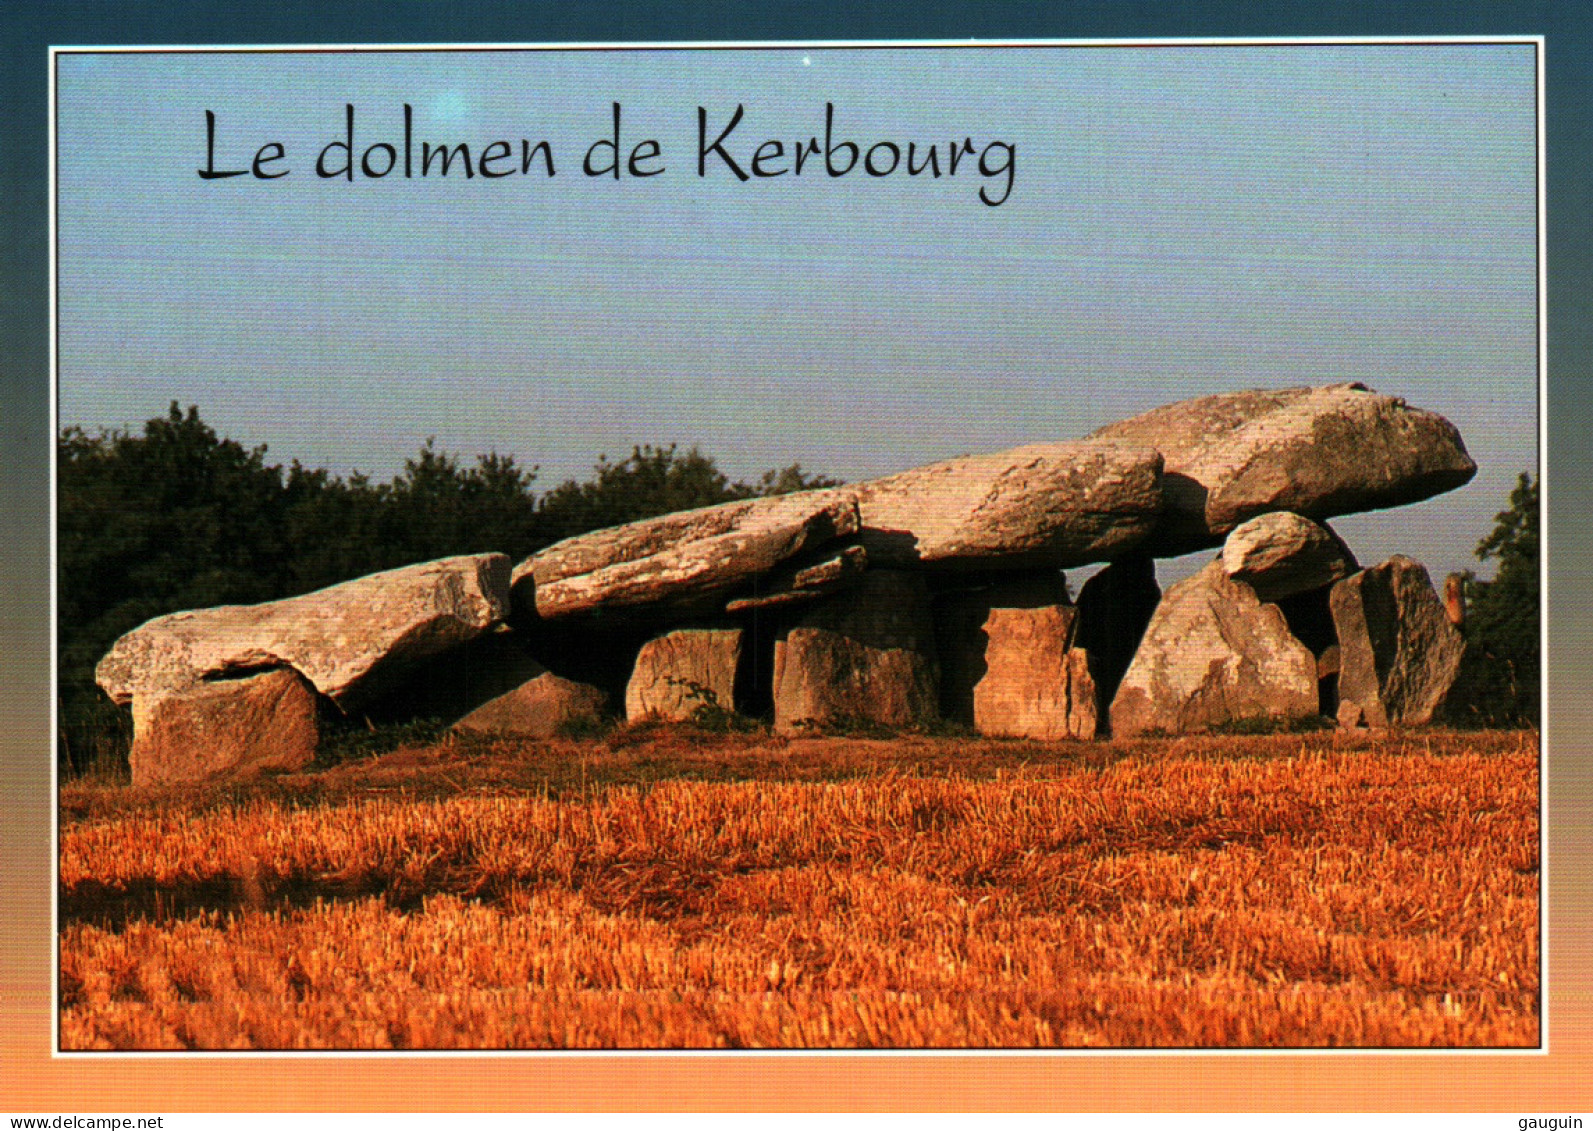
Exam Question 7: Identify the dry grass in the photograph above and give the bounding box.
[58,728,1539,1049]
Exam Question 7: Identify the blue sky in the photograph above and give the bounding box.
[54,44,1538,580]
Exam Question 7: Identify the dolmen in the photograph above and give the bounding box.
[95,382,1480,784]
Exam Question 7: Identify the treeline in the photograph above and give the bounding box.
[58,403,837,774]
[1454,471,1539,730]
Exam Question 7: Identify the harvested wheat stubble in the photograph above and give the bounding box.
[59,731,1539,1050]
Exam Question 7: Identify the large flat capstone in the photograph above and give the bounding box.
[511,489,860,621]
[97,554,510,708]
[853,441,1164,570]
[1089,383,1476,556]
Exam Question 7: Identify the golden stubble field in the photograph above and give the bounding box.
[57,726,1540,1050]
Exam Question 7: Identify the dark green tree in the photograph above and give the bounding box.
[535,444,746,542]
[276,462,391,594]
[57,404,299,773]
[754,462,843,497]
[1454,472,1539,727]
[535,445,841,544]
[373,440,541,568]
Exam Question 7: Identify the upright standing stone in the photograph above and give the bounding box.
[1061,650,1101,741]
[130,668,319,787]
[937,575,1097,740]
[773,571,939,733]
[1330,556,1466,728]
[625,627,744,722]
[1110,560,1319,737]
[973,612,1098,741]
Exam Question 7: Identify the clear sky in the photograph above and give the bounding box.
[54,43,1538,581]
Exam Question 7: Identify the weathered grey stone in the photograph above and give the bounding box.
[97,555,510,709]
[936,575,1097,739]
[773,571,939,733]
[130,668,318,787]
[853,441,1164,570]
[1089,383,1477,556]
[625,627,743,722]
[1221,512,1358,602]
[725,544,868,613]
[1110,560,1319,737]
[512,489,859,621]
[1073,553,1161,712]
[453,671,608,738]
[1330,555,1466,728]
